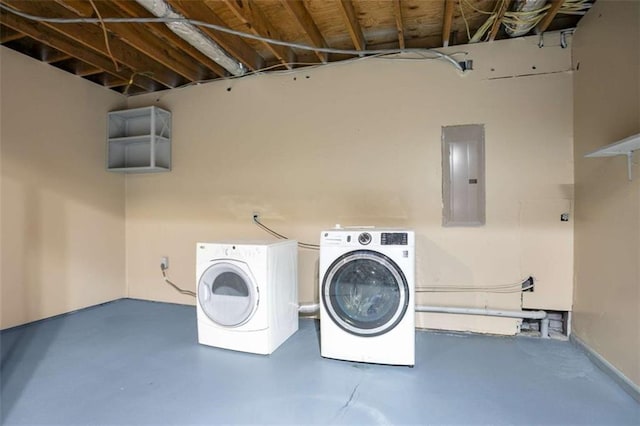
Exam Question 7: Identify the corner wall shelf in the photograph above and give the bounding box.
[107,106,171,173]
[584,133,640,181]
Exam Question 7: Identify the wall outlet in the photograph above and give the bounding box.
[160,256,169,270]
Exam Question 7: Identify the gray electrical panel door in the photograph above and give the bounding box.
[442,125,485,226]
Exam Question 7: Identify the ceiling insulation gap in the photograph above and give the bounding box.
[135,0,244,76]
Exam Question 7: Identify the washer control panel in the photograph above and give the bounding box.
[381,232,408,246]
[321,229,414,247]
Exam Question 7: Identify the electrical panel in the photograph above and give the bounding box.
[442,124,485,226]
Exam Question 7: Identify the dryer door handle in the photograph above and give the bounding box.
[202,285,210,301]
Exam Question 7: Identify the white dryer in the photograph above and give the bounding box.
[196,240,298,355]
[320,228,415,366]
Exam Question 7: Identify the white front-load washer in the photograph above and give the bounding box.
[196,240,298,355]
[320,228,415,366]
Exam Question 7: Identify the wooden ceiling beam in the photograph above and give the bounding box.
[488,0,512,41]
[393,0,405,50]
[109,0,229,77]
[55,0,211,82]
[337,0,366,52]
[442,0,455,47]
[169,0,263,71]
[535,0,565,34]
[43,50,72,63]
[55,0,225,81]
[0,26,26,43]
[219,0,295,68]
[74,62,104,77]
[369,34,443,51]
[3,0,180,88]
[280,0,328,63]
[53,0,95,17]
[90,72,129,89]
[0,8,157,92]
[87,72,146,94]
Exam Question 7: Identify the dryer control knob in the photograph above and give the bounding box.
[358,232,372,245]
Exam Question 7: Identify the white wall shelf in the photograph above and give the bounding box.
[107,106,171,173]
[585,133,640,181]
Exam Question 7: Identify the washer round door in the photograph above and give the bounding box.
[198,261,259,327]
[322,250,409,337]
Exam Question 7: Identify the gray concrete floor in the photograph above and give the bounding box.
[1,299,638,425]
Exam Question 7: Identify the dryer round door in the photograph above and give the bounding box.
[322,250,409,337]
[198,261,259,327]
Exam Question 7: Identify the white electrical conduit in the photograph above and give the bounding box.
[415,305,549,338]
[296,303,549,338]
[135,0,245,76]
[298,303,320,315]
[161,265,548,337]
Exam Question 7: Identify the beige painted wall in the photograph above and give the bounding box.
[572,1,640,385]
[0,47,126,329]
[126,34,574,335]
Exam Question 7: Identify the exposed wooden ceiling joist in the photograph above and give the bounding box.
[108,0,228,78]
[62,0,214,82]
[43,50,71,63]
[73,61,104,77]
[337,0,365,52]
[220,0,295,69]
[0,25,25,42]
[168,0,263,72]
[280,0,328,63]
[0,8,157,92]
[442,0,455,47]
[3,0,179,88]
[393,0,405,50]
[53,0,93,17]
[0,0,589,96]
[94,72,128,89]
[536,0,566,34]
[489,0,512,41]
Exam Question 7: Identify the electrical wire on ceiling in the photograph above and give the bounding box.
[89,0,119,72]
[459,0,473,41]
[253,215,319,250]
[464,0,592,43]
[0,3,464,73]
[415,276,534,293]
[162,50,469,95]
[558,0,593,15]
[123,71,154,95]
[503,0,592,37]
[462,0,497,15]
